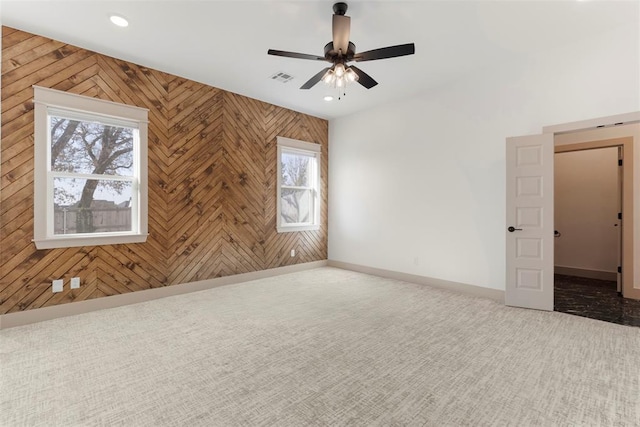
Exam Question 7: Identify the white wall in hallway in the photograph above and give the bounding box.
[328,23,639,291]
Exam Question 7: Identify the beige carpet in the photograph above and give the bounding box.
[1,267,639,426]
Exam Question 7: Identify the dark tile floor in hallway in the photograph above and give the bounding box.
[554,274,640,327]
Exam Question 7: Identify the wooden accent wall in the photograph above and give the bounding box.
[0,27,328,314]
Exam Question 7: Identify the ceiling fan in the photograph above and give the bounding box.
[268,2,415,91]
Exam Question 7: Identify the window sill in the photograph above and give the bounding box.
[277,225,320,233]
[34,233,148,249]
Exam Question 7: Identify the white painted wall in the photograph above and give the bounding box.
[554,148,619,274]
[328,24,639,291]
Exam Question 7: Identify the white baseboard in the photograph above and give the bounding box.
[328,260,505,303]
[554,266,617,281]
[0,260,328,330]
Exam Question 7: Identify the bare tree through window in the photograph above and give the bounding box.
[50,117,134,234]
[280,152,313,224]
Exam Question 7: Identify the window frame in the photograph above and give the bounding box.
[33,86,149,249]
[276,136,321,233]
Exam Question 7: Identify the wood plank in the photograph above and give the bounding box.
[2,27,27,46]
[1,33,52,67]
[21,250,97,310]
[2,39,67,74]
[1,44,88,93]
[1,247,79,312]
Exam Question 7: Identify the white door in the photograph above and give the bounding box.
[506,134,554,311]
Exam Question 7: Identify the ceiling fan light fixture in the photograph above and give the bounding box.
[322,69,336,84]
[321,65,358,90]
[323,69,336,84]
[345,67,359,82]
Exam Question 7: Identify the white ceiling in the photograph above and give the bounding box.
[1,0,638,120]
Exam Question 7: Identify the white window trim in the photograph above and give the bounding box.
[33,86,149,249]
[276,136,321,233]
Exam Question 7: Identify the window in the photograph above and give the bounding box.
[33,86,148,249]
[277,136,321,232]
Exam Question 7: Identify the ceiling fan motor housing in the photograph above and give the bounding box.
[324,41,356,62]
[333,2,348,16]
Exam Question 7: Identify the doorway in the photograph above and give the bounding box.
[552,134,637,302]
[505,114,640,314]
[551,145,639,325]
[554,146,621,287]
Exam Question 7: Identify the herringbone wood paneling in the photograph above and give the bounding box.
[0,27,328,315]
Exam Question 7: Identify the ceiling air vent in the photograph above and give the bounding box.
[270,72,294,83]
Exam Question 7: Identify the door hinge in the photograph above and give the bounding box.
[618,266,622,274]
[618,212,622,220]
[618,159,623,166]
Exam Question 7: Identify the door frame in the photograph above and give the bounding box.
[542,112,640,135]
[506,111,640,307]
[554,137,634,298]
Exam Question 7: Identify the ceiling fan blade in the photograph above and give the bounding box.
[332,14,351,55]
[349,65,378,89]
[268,49,326,61]
[300,67,331,90]
[354,43,415,62]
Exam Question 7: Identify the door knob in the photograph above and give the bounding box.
[508,226,522,232]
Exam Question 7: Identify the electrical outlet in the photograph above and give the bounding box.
[52,279,63,293]
[70,277,80,289]
[290,249,295,257]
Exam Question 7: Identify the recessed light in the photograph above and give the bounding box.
[323,96,334,102]
[110,14,129,27]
